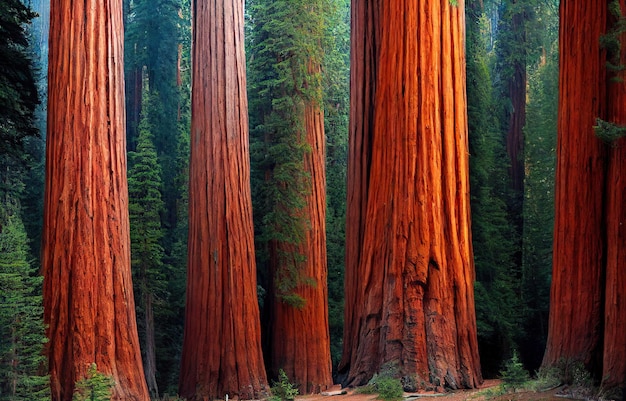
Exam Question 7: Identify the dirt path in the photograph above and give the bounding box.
[298,380,565,401]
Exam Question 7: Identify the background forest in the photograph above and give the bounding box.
[0,0,558,399]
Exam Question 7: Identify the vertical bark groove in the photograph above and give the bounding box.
[43,0,149,400]
[178,0,268,399]
[340,0,482,390]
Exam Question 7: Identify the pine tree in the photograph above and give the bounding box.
[0,211,50,401]
[466,0,523,377]
[128,94,167,400]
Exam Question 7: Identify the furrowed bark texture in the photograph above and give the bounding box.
[339,0,482,390]
[42,0,149,400]
[267,77,333,394]
[542,0,626,391]
[178,0,268,399]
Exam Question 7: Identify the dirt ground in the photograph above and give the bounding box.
[298,380,565,401]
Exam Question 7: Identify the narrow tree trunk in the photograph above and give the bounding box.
[178,0,268,399]
[506,2,526,194]
[144,292,159,399]
[339,0,482,390]
[541,0,608,374]
[43,0,149,400]
[267,71,333,393]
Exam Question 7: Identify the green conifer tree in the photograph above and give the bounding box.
[0,209,50,401]
[128,97,166,399]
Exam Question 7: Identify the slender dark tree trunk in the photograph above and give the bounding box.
[339,0,482,390]
[43,0,149,399]
[178,0,268,399]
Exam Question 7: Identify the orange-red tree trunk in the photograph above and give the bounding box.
[339,0,482,390]
[266,68,333,394]
[42,0,149,400]
[542,0,626,391]
[178,1,268,399]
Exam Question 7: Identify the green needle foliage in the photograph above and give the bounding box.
[72,364,114,401]
[247,0,326,308]
[0,211,50,401]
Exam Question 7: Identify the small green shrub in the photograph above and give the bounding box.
[357,372,404,401]
[72,363,115,401]
[500,352,530,391]
[269,369,299,401]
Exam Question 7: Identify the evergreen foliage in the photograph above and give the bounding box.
[72,364,114,401]
[269,369,299,401]
[0,210,50,401]
[521,35,557,370]
[129,95,167,303]
[321,0,350,369]
[0,0,39,160]
[501,352,530,391]
[466,0,523,377]
[247,0,326,307]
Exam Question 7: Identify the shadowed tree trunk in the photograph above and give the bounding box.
[338,0,482,390]
[542,0,626,392]
[178,0,268,399]
[267,62,333,394]
[42,0,150,400]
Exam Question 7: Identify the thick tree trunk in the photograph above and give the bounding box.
[541,0,608,375]
[542,0,626,392]
[42,0,149,400]
[339,0,482,390]
[178,0,268,399]
[267,78,333,394]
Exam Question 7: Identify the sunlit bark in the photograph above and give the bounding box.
[43,0,149,399]
[178,0,268,399]
[339,0,482,390]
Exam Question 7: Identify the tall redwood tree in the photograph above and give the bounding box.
[338,0,482,390]
[247,0,333,393]
[542,0,626,391]
[42,0,149,400]
[177,0,268,399]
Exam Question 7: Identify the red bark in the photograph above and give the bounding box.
[542,0,607,372]
[339,0,482,390]
[542,0,626,391]
[602,0,626,389]
[42,0,149,400]
[267,77,333,394]
[178,0,268,399]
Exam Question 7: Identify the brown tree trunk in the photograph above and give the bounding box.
[339,0,482,390]
[267,70,333,394]
[541,0,608,374]
[542,0,626,392]
[603,7,626,385]
[506,2,526,194]
[42,0,149,400]
[143,292,158,399]
[178,0,268,399]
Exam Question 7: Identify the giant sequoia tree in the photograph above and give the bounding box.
[247,0,333,393]
[178,1,268,399]
[42,0,149,400]
[542,0,626,392]
[338,0,482,390]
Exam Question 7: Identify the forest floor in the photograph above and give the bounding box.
[299,380,579,401]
